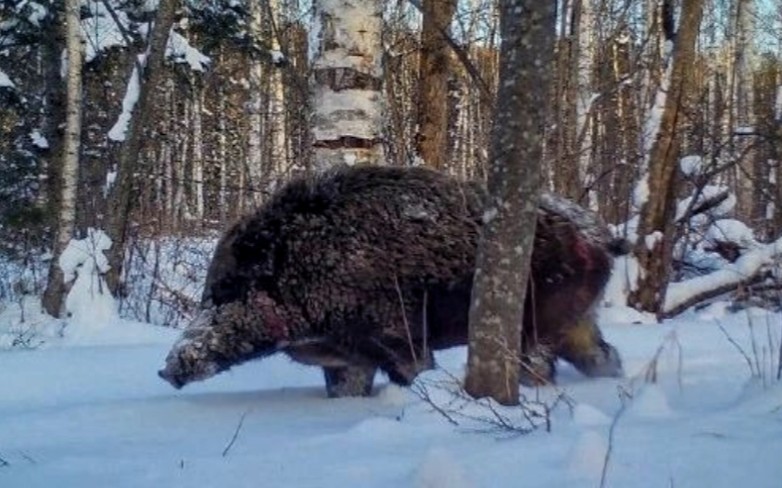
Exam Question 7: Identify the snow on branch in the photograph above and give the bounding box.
[0,69,14,88]
[167,30,210,72]
[663,235,782,317]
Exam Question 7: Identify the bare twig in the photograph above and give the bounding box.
[777,326,782,381]
[411,381,460,426]
[19,451,36,465]
[717,322,756,377]
[600,386,632,488]
[393,274,419,368]
[221,410,250,457]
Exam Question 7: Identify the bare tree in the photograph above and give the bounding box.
[310,0,384,169]
[628,0,705,315]
[104,0,179,295]
[416,0,457,170]
[42,0,82,317]
[464,0,556,406]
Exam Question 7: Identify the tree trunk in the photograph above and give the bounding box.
[464,0,555,406]
[104,0,179,295]
[42,0,82,317]
[310,0,384,168]
[416,0,456,170]
[628,0,705,315]
[247,0,266,204]
[309,0,386,397]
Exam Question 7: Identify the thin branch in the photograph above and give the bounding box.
[222,410,250,457]
[717,322,756,377]
[600,386,631,488]
[99,0,145,75]
[406,0,494,102]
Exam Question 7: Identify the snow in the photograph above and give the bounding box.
[81,1,130,63]
[25,1,47,27]
[108,56,142,142]
[675,185,736,222]
[631,175,649,210]
[0,68,13,88]
[679,155,703,177]
[706,219,757,248]
[270,49,286,65]
[167,30,210,72]
[57,229,117,329]
[2,284,782,487]
[644,230,662,250]
[29,129,48,149]
[665,234,782,314]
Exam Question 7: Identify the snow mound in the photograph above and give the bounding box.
[567,430,608,480]
[628,384,674,419]
[414,447,475,488]
[58,229,118,339]
[573,403,611,427]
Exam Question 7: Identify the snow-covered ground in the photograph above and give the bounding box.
[1,298,781,488]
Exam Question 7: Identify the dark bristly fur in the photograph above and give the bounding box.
[159,165,624,395]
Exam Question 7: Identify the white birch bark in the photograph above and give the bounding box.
[576,0,595,194]
[246,0,265,203]
[310,0,385,168]
[268,0,288,177]
[42,0,83,317]
[192,85,205,220]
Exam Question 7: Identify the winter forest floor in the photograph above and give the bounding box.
[1,299,781,488]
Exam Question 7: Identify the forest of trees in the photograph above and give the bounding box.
[1,0,782,362]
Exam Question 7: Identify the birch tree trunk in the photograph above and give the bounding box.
[729,0,755,221]
[416,0,456,170]
[309,0,386,396]
[42,0,82,317]
[310,0,384,168]
[268,0,288,178]
[464,0,555,406]
[628,0,704,315]
[105,0,179,295]
[247,0,266,203]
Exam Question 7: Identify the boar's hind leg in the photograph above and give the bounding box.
[356,334,434,387]
[557,317,623,379]
[323,365,377,398]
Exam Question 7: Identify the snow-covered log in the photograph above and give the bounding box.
[663,235,782,317]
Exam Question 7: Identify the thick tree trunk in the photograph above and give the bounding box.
[104,0,179,295]
[416,0,456,170]
[628,0,705,315]
[464,0,555,406]
[42,0,82,317]
[309,0,384,168]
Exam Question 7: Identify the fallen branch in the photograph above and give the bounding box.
[222,410,250,457]
[663,235,782,317]
[662,272,769,318]
[675,189,730,225]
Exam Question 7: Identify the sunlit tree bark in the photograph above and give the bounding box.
[629,0,705,315]
[416,0,457,170]
[464,0,555,406]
